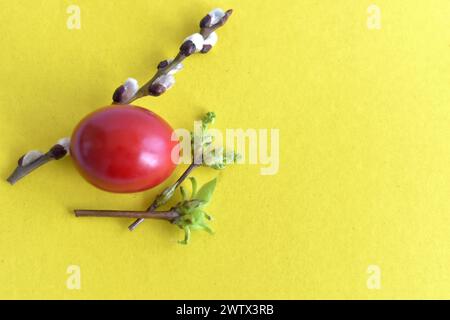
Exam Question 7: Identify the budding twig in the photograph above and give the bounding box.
[121,54,185,104]
[7,140,70,185]
[73,163,200,230]
[128,162,200,231]
[112,8,233,104]
[7,154,54,185]
[76,177,218,245]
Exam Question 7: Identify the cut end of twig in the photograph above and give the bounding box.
[7,139,70,186]
[6,175,16,185]
[128,218,144,231]
[74,210,84,217]
[6,160,48,186]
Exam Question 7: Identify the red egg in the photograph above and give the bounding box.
[70,105,179,193]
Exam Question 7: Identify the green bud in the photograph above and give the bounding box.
[178,199,206,213]
[194,178,217,204]
[180,186,188,201]
[189,177,198,199]
[202,112,216,131]
[207,150,241,170]
[154,185,176,207]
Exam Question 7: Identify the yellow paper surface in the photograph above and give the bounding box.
[0,0,449,299]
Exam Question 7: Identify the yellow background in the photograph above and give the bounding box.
[0,0,449,299]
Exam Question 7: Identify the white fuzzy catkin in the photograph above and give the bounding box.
[154,74,175,89]
[204,32,218,47]
[57,137,71,153]
[184,33,205,52]
[21,151,44,166]
[165,59,184,75]
[123,78,139,101]
[208,8,226,25]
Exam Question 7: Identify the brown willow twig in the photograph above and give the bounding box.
[112,9,233,105]
[7,143,69,185]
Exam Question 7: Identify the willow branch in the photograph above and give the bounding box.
[112,9,233,105]
[7,142,69,185]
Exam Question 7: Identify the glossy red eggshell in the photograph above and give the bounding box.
[70,105,179,193]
